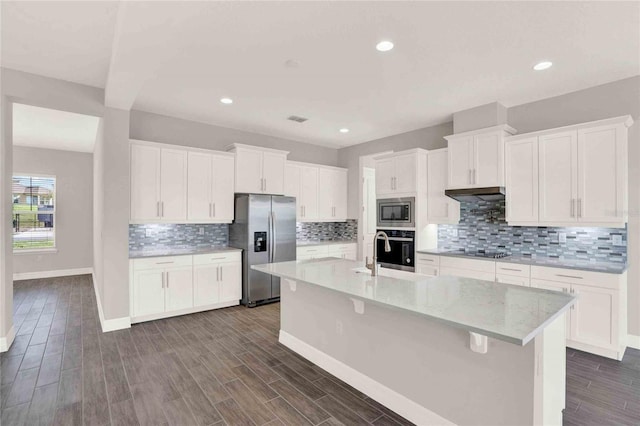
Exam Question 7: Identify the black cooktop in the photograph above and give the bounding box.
[446,250,510,259]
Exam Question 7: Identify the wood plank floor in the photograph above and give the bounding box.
[1,275,639,426]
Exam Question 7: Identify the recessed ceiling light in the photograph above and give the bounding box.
[376,41,394,52]
[339,128,349,133]
[220,97,233,104]
[533,61,553,71]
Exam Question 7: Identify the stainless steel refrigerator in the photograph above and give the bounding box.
[229,194,296,307]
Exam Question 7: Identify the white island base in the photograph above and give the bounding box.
[278,276,567,426]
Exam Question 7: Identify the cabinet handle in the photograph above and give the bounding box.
[212,202,216,217]
[468,170,472,184]
[578,199,582,218]
[220,266,223,281]
[161,201,164,217]
[557,274,583,280]
[161,271,165,288]
[216,266,219,281]
[155,261,174,265]
[157,201,160,217]
[210,257,226,260]
[264,178,267,192]
[571,199,575,217]
[209,203,212,217]
[499,267,522,272]
[473,169,476,184]
[419,258,434,262]
[166,272,169,288]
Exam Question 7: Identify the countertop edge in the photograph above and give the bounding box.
[129,247,243,259]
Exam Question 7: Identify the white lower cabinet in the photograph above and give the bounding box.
[416,253,440,277]
[328,244,357,260]
[531,266,627,360]
[439,256,496,281]
[296,243,357,260]
[495,274,530,287]
[130,251,242,323]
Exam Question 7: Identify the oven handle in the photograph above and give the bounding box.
[377,236,414,242]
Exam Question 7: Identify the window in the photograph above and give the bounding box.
[12,175,56,251]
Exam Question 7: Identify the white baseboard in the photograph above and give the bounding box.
[92,272,131,333]
[279,330,454,426]
[0,325,16,353]
[628,334,640,350]
[13,267,93,281]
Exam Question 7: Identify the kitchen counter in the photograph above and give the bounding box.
[129,246,242,259]
[296,239,357,247]
[253,258,575,345]
[417,248,627,274]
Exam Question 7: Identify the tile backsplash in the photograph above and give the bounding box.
[296,220,358,242]
[438,200,627,263]
[129,224,229,251]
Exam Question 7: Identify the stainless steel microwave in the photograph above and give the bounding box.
[376,197,415,228]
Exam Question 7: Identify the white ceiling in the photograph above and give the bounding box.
[2,1,639,148]
[13,104,101,153]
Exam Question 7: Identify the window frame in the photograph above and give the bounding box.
[12,172,57,253]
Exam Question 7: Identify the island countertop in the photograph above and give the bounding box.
[253,258,576,346]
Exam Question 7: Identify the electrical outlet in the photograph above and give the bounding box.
[558,233,567,243]
[451,228,459,238]
[198,227,205,235]
[612,235,623,246]
[145,228,153,237]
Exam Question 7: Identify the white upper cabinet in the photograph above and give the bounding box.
[446,125,516,189]
[506,116,631,228]
[228,144,288,195]
[187,151,235,223]
[427,149,459,224]
[374,150,423,197]
[131,143,188,223]
[318,167,347,221]
[505,137,539,224]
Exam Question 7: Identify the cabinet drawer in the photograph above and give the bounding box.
[495,274,530,287]
[193,251,241,265]
[133,255,193,271]
[297,246,330,258]
[495,262,530,278]
[439,256,495,273]
[327,244,357,253]
[416,253,440,266]
[416,265,439,277]
[530,266,620,290]
[440,267,495,281]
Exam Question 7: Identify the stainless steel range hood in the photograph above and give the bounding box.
[444,187,506,203]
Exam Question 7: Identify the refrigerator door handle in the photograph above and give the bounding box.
[272,212,277,262]
[268,211,273,263]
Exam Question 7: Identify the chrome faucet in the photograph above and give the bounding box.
[366,231,391,276]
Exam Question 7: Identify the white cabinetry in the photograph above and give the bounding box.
[327,244,357,260]
[228,144,288,195]
[375,152,419,196]
[446,125,516,189]
[130,251,242,323]
[416,253,440,277]
[187,152,235,223]
[296,245,330,260]
[439,256,496,281]
[427,149,459,224]
[506,116,631,227]
[531,266,627,360]
[285,162,348,222]
[297,243,357,260]
[495,262,531,287]
[131,143,188,223]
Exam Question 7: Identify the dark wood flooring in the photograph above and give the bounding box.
[1,275,639,426]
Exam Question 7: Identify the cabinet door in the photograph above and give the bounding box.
[538,131,578,223]
[447,137,473,188]
[300,166,319,221]
[570,284,618,350]
[495,274,530,287]
[394,154,416,193]
[235,149,263,193]
[530,279,571,333]
[317,168,334,219]
[577,125,626,224]
[219,262,242,302]
[165,267,194,311]
[262,152,286,195]
[284,164,301,199]
[133,269,165,317]
[193,265,220,306]
[130,144,161,221]
[427,150,459,224]
[473,133,503,187]
[333,169,348,220]
[187,152,213,222]
[416,265,439,277]
[212,155,235,222]
[375,158,395,196]
[160,149,188,221]
[506,138,538,223]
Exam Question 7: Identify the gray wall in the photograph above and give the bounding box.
[130,110,339,167]
[507,75,640,336]
[13,147,93,274]
[1,96,14,341]
[337,121,453,219]
[93,119,104,306]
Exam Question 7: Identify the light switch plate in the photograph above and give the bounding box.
[558,233,567,243]
[612,235,623,246]
[145,228,153,237]
[199,227,205,236]
[452,229,459,237]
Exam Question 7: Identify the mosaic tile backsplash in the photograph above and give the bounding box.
[438,200,627,263]
[296,220,358,242]
[129,224,229,251]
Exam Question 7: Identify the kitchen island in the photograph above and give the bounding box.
[253,258,576,426]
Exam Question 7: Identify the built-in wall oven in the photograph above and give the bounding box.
[376,229,415,272]
[376,197,415,228]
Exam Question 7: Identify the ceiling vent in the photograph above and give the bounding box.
[287,115,308,123]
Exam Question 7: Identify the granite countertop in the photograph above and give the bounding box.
[129,246,242,259]
[296,240,358,247]
[252,258,576,346]
[416,249,627,274]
